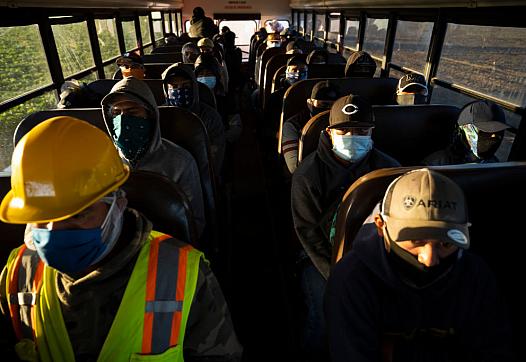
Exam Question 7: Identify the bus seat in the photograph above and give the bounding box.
[123,170,197,246]
[298,110,330,163]
[257,47,285,92]
[112,63,172,80]
[271,65,287,93]
[328,52,346,64]
[142,52,183,64]
[262,53,307,109]
[307,64,346,78]
[151,44,183,54]
[372,105,459,166]
[278,77,398,153]
[331,162,526,355]
[296,104,458,166]
[0,174,26,265]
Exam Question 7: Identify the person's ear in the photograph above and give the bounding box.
[374,214,384,237]
[326,127,333,141]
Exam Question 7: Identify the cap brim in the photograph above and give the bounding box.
[328,121,374,129]
[101,92,148,109]
[471,121,509,133]
[386,217,470,249]
[399,83,428,95]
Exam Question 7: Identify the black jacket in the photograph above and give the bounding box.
[189,15,217,39]
[325,223,514,362]
[291,131,400,278]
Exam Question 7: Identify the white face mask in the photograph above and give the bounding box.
[267,41,280,48]
[332,134,373,162]
[461,123,480,158]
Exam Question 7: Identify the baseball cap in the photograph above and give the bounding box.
[397,73,428,95]
[381,168,470,249]
[328,94,374,129]
[116,52,143,67]
[197,38,214,49]
[311,81,340,101]
[457,100,509,133]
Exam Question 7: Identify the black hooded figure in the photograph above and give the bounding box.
[189,7,218,38]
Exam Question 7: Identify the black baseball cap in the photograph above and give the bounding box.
[311,80,340,101]
[457,100,509,133]
[397,73,428,95]
[328,94,374,129]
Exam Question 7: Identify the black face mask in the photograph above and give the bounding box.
[396,94,427,105]
[387,239,460,289]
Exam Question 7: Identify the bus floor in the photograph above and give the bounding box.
[215,82,303,361]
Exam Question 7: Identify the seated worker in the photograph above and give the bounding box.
[325,168,514,362]
[291,94,400,361]
[254,32,282,85]
[306,48,329,65]
[162,63,226,176]
[396,73,428,105]
[182,42,200,64]
[423,100,509,165]
[265,56,309,140]
[286,40,303,54]
[194,54,242,144]
[198,38,229,94]
[164,32,179,45]
[101,77,206,237]
[344,50,376,78]
[222,30,243,90]
[57,79,103,108]
[0,117,242,361]
[116,52,145,79]
[281,80,341,174]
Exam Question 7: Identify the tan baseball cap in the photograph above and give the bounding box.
[197,38,214,49]
[381,168,470,249]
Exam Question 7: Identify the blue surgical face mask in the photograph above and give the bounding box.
[332,134,373,162]
[197,76,217,89]
[286,70,308,84]
[112,114,152,164]
[32,194,125,274]
[32,228,106,274]
[167,87,194,108]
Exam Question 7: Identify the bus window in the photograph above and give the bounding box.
[389,68,409,79]
[305,12,313,40]
[218,20,257,61]
[104,63,117,79]
[264,19,289,33]
[151,12,164,41]
[363,18,388,77]
[344,19,359,51]
[185,20,190,34]
[0,91,56,171]
[299,12,305,34]
[392,20,433,74]
[78,71,98,83]
[0,25,52,103]
[437,24,526,107]
[163,12,170,33]
[314,13,324,39]
[139,15,152,46]
[95,19,120,62]
[327,15,340,43]
[121,19,138,51]
[52,22,94,77]
[177,12,183,35]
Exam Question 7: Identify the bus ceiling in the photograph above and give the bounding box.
[290,0,526,8]
[0,0,182,9]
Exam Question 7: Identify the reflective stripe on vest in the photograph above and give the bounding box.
[5,231,203,361]
[6,245,44,341]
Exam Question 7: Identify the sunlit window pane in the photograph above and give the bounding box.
[153,20,163,40]
[363,18,388,58]
[438,24,526,107]
[0,91,57,170]
[344,20,359,50]
[140,16,152,45]
[104,63,117,79]
[52,22,94,77]
[0,25,52,103]
[315,14,324,39]
[392,21,433,73]
[305,13,312,39]
[95,18,120,61]
[122,20,137,51]
[299,13,305,34]
[328,17,339,42]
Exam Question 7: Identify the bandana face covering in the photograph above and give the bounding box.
[167,87,194,108]
[112,114,152,165]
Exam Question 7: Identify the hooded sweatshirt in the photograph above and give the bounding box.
[162,63,226,176]
[101,77,205,236]
[325,223,514,362]
[291,131,400,278]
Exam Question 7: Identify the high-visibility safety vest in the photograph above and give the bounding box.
[5,230,203,362]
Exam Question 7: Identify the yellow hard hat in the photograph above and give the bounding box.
[0,116,130,224]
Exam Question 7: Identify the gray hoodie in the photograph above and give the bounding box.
[162,63,226,177]
[101,77,205,236]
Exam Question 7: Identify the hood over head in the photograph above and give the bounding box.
[101,77,161,162]
[161,62,200,111]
